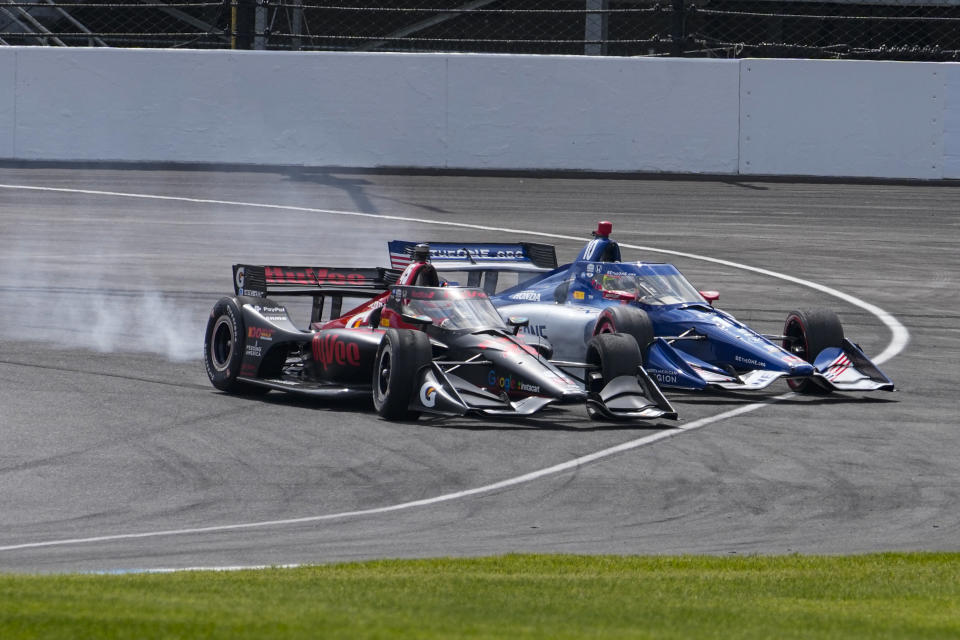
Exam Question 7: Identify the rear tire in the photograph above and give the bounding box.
[203,297,269,395]
[594,306,655,352]
[372,329,433,420]
[783,308,844,394]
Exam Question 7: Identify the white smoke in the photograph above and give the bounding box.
[0,284,207,361]
[0,206,207,361]
[0,174,433,362]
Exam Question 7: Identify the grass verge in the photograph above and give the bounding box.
[1,553,958,639]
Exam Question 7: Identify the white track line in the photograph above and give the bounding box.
[0,183,910,553]
[0,400,778,552]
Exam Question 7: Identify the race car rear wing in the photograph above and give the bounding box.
[388,241,557,272]
[233,264,400,323]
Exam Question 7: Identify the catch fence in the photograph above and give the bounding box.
[1,0,959,60]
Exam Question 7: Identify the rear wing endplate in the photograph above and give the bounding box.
[388,241,557,273]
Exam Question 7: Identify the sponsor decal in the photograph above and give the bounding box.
[419,382,438,408]
[586,263,595,276]
[247,327,273,341]
[519,324,548,339]
[347,303,383,328]
[380,318,391,327]
[312,333,361,370]
[264,266,368,286]
[240,363,257,376]
[573,291,585,300]
[410,290,436,299]
[510,291,541,301]
[429,247,523,260]
[487,370,540,394]
[245,344,262,357]
[252,305,286,315]
[649,368,680,385]
[735,355,766,369]
[236,269,264,297]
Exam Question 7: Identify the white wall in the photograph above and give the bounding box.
[1,46,959,179]
[8,48,450,167]
[942,64,960,179]
[445,55,739,173]
[739,59,943,180]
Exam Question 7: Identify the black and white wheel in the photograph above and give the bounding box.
[203,297,268,395]
[372,329,432,421]
[593,306,655,352]
[783,308,844,394]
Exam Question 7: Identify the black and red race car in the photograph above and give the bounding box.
[203,245,676,422]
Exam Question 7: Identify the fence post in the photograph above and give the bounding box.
[254,0,268,50]
[233,0,255,49]
[671,0,685,56]
[584,0,609,56]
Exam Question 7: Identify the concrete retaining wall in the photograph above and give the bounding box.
[1,47,957,179]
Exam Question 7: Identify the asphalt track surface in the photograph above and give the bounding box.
[0,166,957,573]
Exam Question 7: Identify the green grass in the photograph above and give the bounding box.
[1,554,958,639]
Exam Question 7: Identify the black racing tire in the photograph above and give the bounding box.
[586,333,643,384]
[203,297,269,395]
[783,308,844,394]
[372,329,433,421]
[593,306,655,352]
[585,333,643,421]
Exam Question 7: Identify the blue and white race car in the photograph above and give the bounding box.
[389,223,894,394]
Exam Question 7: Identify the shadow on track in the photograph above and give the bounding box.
[233,390,674,433]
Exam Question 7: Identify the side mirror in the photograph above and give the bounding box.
[507,316,529,335]
[401,313,433,327]
[700,290,720,306]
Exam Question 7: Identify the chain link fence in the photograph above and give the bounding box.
[0,1,229,47]
[1,0,959,60]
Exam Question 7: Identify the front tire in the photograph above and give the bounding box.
[585,333,643,420]
[594,306,655,352]
[783,308,844,394]
[203,297,268,395]
[372,329,432,421]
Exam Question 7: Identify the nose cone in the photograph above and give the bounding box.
[790,361,815,377]
[557,389,588,404]
[509,350,585,401]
